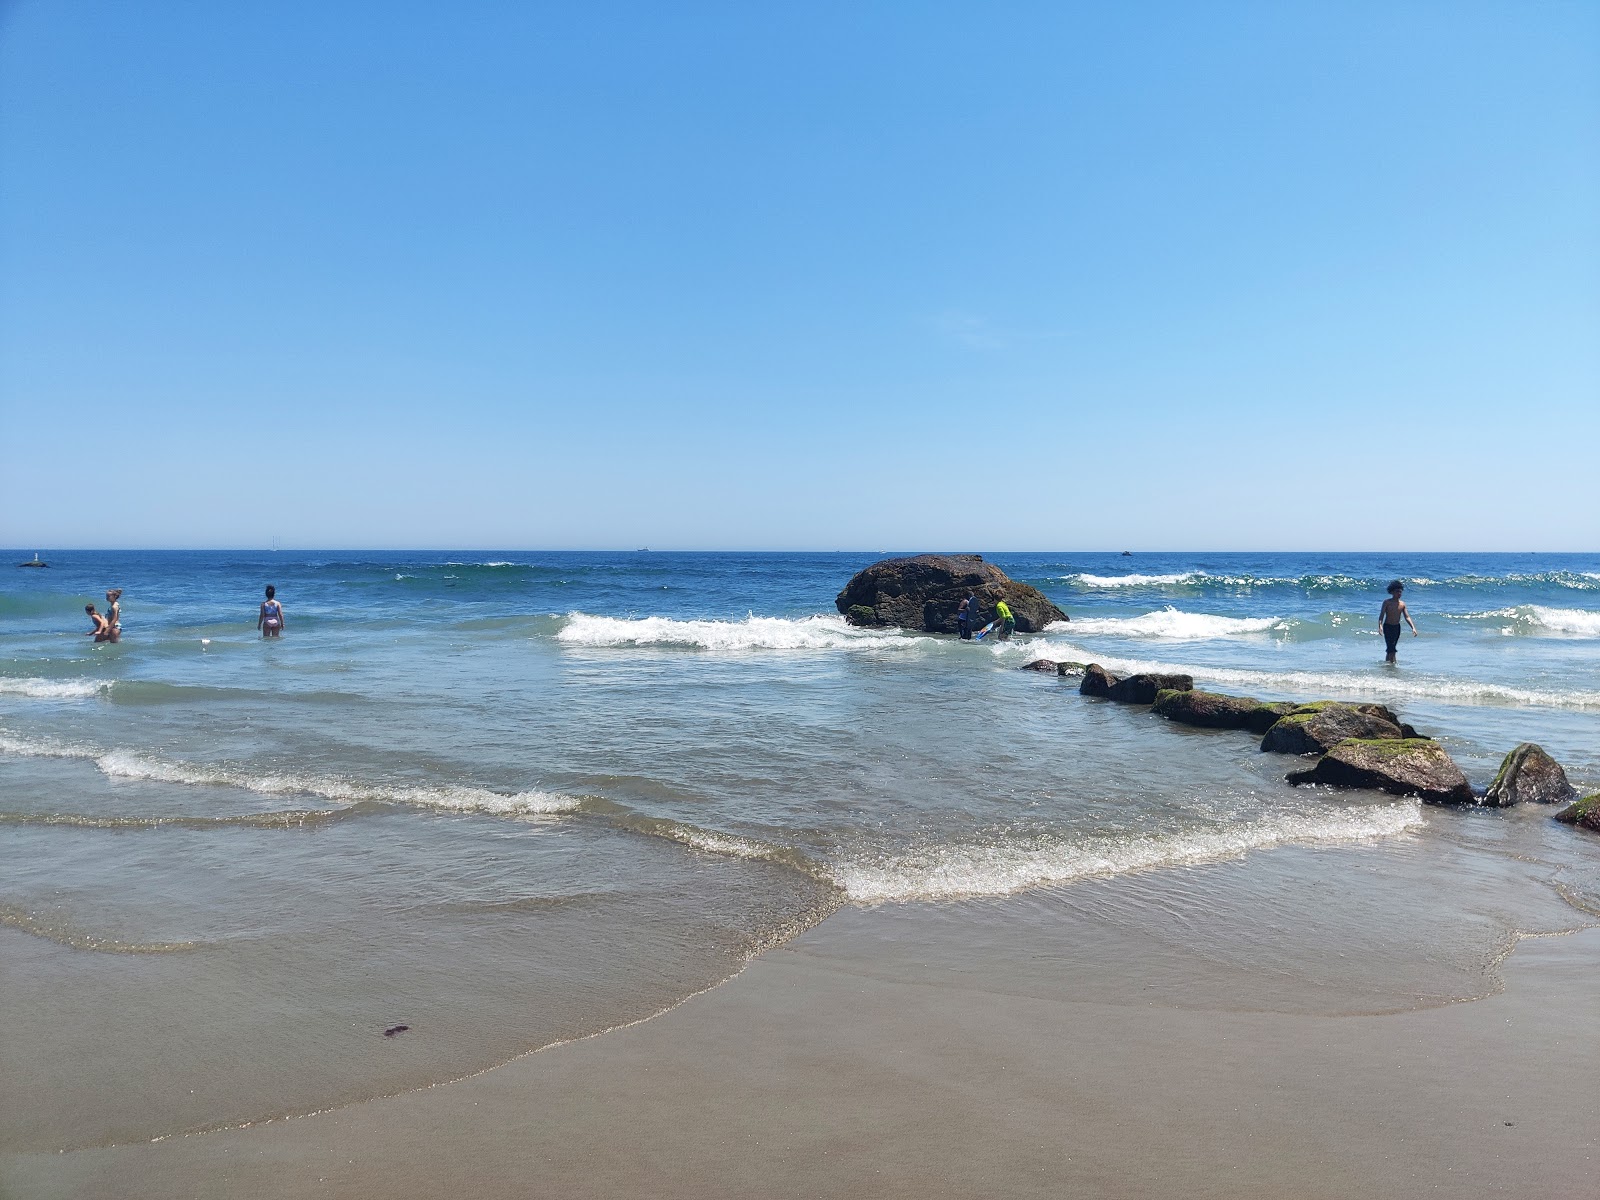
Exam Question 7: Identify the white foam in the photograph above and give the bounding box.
[1454,606,1600,637]
[1032,640,1600,710]
[556,612,913,652]
[1068,572,1199,587]
[1060,607,1287,640]
[0,735,576,815]
[832,805,1424,902]
[0,678,108,700]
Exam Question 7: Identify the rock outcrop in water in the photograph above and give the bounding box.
[1152,689,1296,732]
[1260,703,1405,756]
[1106,673,1192,705]
[1022,659,1059,673]
[1079,664,1118,697]
[1555,794,1600,832]
[1286,738,1475,804]
[836,555,1066,634]
[1482,743,1577,808]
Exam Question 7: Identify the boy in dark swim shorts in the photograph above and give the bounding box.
[1379,580,1418,663]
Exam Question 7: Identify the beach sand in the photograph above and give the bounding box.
[7,850,1596,1200]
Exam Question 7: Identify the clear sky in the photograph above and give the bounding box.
[1,1,1596,551]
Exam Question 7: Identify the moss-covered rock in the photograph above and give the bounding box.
[1152,688,1262,729]
[1286,737,1475,804]
[1055,661,1087,677]
[845,604,879,627]
[1021,659,1059,673]
[1483,743,1577,808]
[1244,701,1300,734]
[1106,672,1193,705]
[1079,664,1118,697]
[1555,793,1600,832]
[1260,704,1405,756]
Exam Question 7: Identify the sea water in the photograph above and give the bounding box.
[3,551,1598,1149]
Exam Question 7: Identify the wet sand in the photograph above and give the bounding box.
[7,860,1596,1200]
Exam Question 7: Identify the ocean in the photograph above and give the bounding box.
[3,549,1598,1152]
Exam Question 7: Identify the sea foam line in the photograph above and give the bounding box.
[0,733,576,816]
[830,804,1424,902]
[1061,608,1288,640]
[556,612,914,652]
[1024,641,1600,710]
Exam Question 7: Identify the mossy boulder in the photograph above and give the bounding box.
[1055,661,1087,677]
[1106,672,1193,705]
[1555,794,1600,833]
[1244,701,1300,734]
[1482,743,1577,808]
[835,554,1066,634]
[845,604,879,627]
[1080,664,1118,697]
[1260,704,1405,756]
[1286,738,1475,804]
[1153,689,1268,730]
[1021,659,1059,673]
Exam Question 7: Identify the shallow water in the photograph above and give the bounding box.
[2,550,1597,1148]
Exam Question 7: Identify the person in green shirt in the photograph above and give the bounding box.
[994,598,1015,640]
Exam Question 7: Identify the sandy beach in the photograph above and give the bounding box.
[8,838,1595,1200]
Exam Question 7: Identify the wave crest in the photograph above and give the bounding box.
[832,805,1424,902]
[556,612,911,652]
[1062,607,1287,640]
[0,678,108,700]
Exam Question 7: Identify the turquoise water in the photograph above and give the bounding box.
[3,550,1598,1149]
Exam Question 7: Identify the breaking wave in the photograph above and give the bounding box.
[0,903,204,954]
[0,678,109,701]
[831,804,1424,902]
[1457,606,1600,638]
[1062,570,1600,592]
[556,612,913,652]
[0,733,577,816]
[1058,608,1288,639]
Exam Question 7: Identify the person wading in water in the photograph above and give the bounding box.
[1379,579,1418,663]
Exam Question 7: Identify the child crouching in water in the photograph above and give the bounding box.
[84,605,111,642]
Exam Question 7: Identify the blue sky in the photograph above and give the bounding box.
[2,1,1596,550]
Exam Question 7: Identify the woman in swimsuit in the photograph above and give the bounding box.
[258,585,285,638]
[104,589,122,643]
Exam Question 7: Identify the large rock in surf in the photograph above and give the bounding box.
[1260,703,1404,756]
[836,555,1066,634]
[1152,688,1291,731]
[1286,738,1475,805]
[1482,743,1578,808]
[1555,794,1600,833]
[1080,664,1118,697]
[1055,661,1087,677]
[1106,672,1193,705]
[1021,659,1059,673]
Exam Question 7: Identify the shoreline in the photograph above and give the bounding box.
[8,838,1595,1199]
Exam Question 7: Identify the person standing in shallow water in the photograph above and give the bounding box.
[1379,579,1418,663]
[957,591,975,640]
[104,588,122,642]
[258,585,285,638]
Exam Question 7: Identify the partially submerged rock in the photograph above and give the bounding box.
[1286,738,1475,805]
[836,554,1066,633]
[1106,673,1193,705]
[1080,664,1118,697]
[1260,704,1404,756]
[1021,659,1059,673]
[1555,794,1600,833]
[1244,701,1300,734]
[1483,743,1577,808]
[1153,689,1260,729]
[1055,661,1087,677]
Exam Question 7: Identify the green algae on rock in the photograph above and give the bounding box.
[1555,794,1600,833]
[1286,738,1475,805]
[1483,743,1578,808]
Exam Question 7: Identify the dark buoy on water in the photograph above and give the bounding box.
[18,553,48,568]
